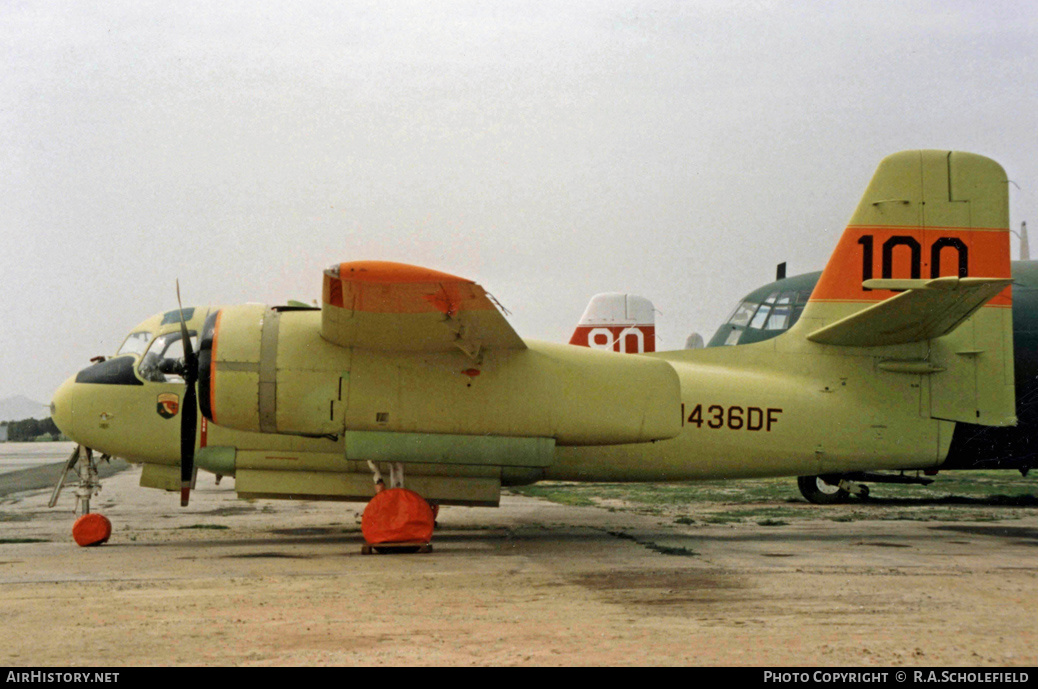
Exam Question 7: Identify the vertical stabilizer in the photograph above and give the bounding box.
[796,150,1014,427]
[569,293,656,353]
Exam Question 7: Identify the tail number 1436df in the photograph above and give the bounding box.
[685,404,782,431]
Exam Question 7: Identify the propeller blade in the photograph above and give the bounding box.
[180,373,197,507]
[176,281,198,507]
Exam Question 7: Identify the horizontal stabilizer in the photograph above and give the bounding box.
[807,276,1012,347]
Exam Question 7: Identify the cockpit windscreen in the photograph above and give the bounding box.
[707,272,820,348]
[116,331,154,357]
[137,331,198,383]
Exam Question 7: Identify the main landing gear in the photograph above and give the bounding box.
[797,475,866,504]
[49,445,112,546]
[798,471,936,504]
[360,461,435,554]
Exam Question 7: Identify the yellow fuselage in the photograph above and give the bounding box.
[51,305,967,507]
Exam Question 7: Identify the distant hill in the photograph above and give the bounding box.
[0,395,50,422]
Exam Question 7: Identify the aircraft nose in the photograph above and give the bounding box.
[50,376,76,440]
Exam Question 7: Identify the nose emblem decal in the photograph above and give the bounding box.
[157,393,180,419]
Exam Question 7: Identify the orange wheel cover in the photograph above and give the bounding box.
[361,488,435,544]
[72,513,112,547]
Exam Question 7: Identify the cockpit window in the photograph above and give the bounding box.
[117,331,154,357]
[138,331,198,383]
[707,284,816,348]
[764,292,794,330]
[749,304,771,329]
[725,301,758,327]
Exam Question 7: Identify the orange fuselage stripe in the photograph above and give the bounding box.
[811,225,1011,306]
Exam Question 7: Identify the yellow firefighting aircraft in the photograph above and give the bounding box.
[49,150,1016,528]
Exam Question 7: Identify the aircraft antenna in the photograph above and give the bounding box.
[1010,222,1030,261]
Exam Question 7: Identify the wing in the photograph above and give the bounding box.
[321,261,526,358]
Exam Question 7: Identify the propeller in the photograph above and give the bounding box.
[176,281,198,507]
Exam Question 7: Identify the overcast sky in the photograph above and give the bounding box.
[3,1,1037,404]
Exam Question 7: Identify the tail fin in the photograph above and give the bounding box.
[569,293,656,353]
[797,150,1014,426]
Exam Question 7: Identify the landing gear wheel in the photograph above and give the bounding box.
[72,513,112,547]
[797,475,849,505]
[361,542,433,555]
[361,488,435,549]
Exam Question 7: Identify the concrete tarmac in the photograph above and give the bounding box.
[0,461,1035,666]
[0,442,78,474]
[0,442,130,498]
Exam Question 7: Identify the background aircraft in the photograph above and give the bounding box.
[49,150,1020,542]
[706,258,1037,502]
[568,293,657,353]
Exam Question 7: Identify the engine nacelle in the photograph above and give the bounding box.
[199,305,349,436]
[199,304,682,446]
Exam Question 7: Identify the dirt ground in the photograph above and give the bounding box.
[0,465,1035,667]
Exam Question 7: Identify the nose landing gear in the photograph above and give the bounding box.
[49,445,112,546]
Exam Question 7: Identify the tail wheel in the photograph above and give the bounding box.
[797,475,849,504]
